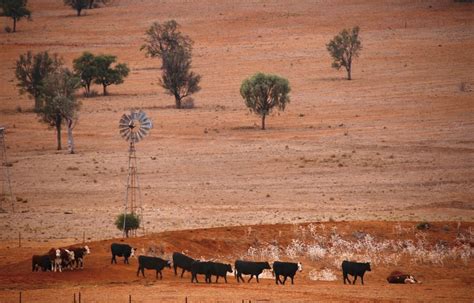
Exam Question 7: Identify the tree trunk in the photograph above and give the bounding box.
[55,113,62,150]
[13,17,17,32]
[77,8,82,16]
[34,96,43,112]
[89,0,94,9]
[125,229,129,238]
[347,64,352,80]
[261,114,266,130]
[103,84,107,96]
[175,95,182,109]
[66,119,75,154]
[85,82,91,97]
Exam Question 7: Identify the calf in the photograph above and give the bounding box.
[387,271,418,284]
[211,262,233,283]
[273,261,303,285]
[32,255,51,272]
[234,260,271,283]
[191,261,213,283]
[60,249,75,270]
[342,260,371,285]
[137,256,171,279]
[172,252,195,278]
[71,246,90,269]
[111,243,136,264]
[48,248,62,272]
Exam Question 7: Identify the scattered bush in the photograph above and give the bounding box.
[416,221,431,230]
[115,212,140,238]
[4,26,12,33]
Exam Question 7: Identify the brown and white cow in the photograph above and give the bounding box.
[48,248,62,272]
[387,271,419,284]
[70,246,90,269]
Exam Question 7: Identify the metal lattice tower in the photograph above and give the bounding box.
[118,110,152,237]
[0,127,14,212]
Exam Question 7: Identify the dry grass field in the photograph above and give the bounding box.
[0,0,473,301]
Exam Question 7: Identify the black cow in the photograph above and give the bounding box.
[234,260,271,283]
[137,256,171,279]
[32,255,51,272]
[273,261,302,285]
[111,243,136,264]
[211,262,233,283]
[342,260,371,285]
[191,261,213,283]
[172,252,195,278]
[71,246,90,269]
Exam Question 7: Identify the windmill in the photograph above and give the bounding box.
[119,110,152,237]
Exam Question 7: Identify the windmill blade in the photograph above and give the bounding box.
[141,119,152,129]
[137,111,146,121]
[138,127,148,138]
[119,128,130,138]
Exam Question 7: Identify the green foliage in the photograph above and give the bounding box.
[92,54,129,96]
[115,213,140,237]
[240,73,291,130]
[142,20,201,109]
[73,51,97,97]
[15,51,63,112]
[63,0,88,16]
[40,68,81,151]
[326,26,362,80]
[0,0,31,32]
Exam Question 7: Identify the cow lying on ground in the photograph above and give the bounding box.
[387,271,419,284]
[172,252,195,278]
[342,260,371,285]
[273,261,303,285]
[111,243,136,264]
[137,256,171,279]
[234,260,271,283]
[70,246,90,269]
[32,255,51,272]
[191,261,213,283]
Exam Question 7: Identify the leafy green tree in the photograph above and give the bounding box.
[40,68,81,152]
[15,51,62,112]
[142,20,201,109]
[240,73,291,130]
[73,51,97,97]
[115,213,140,238]
[326,26,362,80]
[93,54,129,96]
[63,0,88,16]
[0,0,31,32]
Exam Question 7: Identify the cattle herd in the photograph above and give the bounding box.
[31,243,419,285]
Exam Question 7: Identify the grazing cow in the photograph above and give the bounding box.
[60,249,75,270]
[342,260,371,285]
[32,255,51,272]
[191,261,213,283]
[71,246,90,269]
[273,261,303,285]
[48,248,62,272]
[234,260,271,283]
[172,252,195,278]
[137,256,171,279]
[387,271,418,284]
[111,243,136,264]
[210,262,233,283]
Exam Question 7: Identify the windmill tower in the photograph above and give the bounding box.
[0,127,14,212]
[118,110,152,237]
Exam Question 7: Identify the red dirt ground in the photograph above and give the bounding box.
[0,0,473,301]
[0,221,473,302]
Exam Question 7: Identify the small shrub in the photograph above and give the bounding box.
[4,26,12,33]
[309,268,337,281]
[181,97,195,109]
[416,221,431,230]
[15,105,22,113]
[115,212,140,237]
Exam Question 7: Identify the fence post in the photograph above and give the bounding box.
[79,292,81,303]
[19,232,21,248]
[19,291,22,303]
[83,231,85,244]
[73,293,76,303]
[129,294,132,303]
[185,297,188,303]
